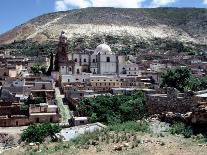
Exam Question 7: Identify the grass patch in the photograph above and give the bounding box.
[108,121,150,133]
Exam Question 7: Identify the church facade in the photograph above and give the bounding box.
[55,32,139,76]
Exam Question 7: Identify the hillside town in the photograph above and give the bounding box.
[0,31,207,154]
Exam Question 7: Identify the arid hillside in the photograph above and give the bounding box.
[0,7,207,55]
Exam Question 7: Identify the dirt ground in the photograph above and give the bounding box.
[3,133,207,155]
[1,121,207,155]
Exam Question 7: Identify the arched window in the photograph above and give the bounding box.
[75,58,77,62]
[84,58,86,62]
[69,67,72,71]
[93,59,96,63]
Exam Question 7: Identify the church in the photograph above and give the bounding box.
[55,32,139,76]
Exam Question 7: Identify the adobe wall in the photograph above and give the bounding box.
[0,117,30,127]
[29,114,59,123]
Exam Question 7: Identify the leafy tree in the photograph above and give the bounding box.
[187,76,207,91]
[78,91,146,124]
[187,76,201,91]
[161,67,191,92]
[21,123,61,143]
[161,67,207,92]
[31,64,47,75]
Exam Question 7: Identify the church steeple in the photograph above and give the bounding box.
[54,31,69,71]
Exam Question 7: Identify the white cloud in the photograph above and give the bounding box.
[203,0,207,5]
[55,0,146,11]
[90,0,145,8]
[150,0,176,8]
[55,0,91,11]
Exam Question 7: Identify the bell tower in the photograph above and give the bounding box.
[54,31,69,71]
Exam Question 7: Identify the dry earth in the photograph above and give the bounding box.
[2,132,207,155]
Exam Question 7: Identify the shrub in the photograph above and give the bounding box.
[193,134,207,143]
[21,123,61,143]
[71,130,101,146]
[169,122,193,138]
[78,91,147,124]
[108,121,150,133]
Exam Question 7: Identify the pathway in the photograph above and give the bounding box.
[55,87,71,123]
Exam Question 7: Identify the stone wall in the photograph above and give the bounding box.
[146,88,194,115]
[191,95,207,124]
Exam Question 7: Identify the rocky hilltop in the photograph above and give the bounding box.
[0,7,207,55]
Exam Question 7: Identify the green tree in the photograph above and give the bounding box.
[31,64,47,75]
[161,67,191,92]
[78,91,146,124]
[21,123,61,143]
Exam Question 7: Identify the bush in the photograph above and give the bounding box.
[193,134,207,143]
[71,130,101,146]
[21,123,61,143]
[78,91,147,124]
[108,121,150,133]
[169,122,193,138]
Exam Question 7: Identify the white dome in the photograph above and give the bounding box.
[94,44,113,55]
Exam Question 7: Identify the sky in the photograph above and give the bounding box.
[0,0,206,34]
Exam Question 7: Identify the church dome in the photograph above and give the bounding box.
[94,44,113,55]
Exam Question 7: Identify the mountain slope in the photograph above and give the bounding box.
[0,7,207,55]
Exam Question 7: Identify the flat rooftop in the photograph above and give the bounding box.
[59,123,106,141]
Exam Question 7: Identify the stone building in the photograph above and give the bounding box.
[146,88,194,115]
[192,91,207,124]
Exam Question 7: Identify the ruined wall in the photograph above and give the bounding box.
[146,88,194,115]
[0,117,30,127]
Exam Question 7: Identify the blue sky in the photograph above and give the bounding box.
[0,0,206,34]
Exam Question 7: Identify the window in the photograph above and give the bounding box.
[36,118,39,123]
[135,68,136,70]
[42,84,46,89]
[16,121,19,126]
[50,117,53,122]
[106,57,110,62]
[68,79,70,82]
[69,67,72,71]
[77,69,80,74]
[75,58,77,62]
[129,68,131,70]
[93,59,96,63]
[80,121,85,124]
[84,58,86,62]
